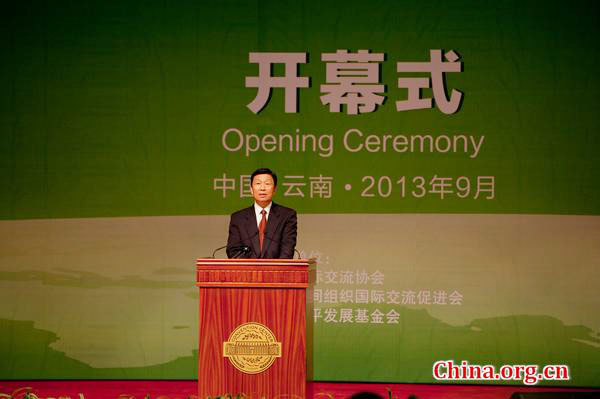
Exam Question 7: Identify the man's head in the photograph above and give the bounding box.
[250,168,277,207]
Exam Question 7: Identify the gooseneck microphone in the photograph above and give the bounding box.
[262,231,300,259]
[211,230,259,259]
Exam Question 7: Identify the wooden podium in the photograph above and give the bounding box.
[196,258,315,399]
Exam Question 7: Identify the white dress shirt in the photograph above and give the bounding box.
[253,202,272,228]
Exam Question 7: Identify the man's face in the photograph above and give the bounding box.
[251,173,276,205]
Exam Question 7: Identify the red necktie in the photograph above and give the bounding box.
[259,209,267,252]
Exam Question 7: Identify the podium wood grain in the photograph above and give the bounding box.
[197,259,314,399]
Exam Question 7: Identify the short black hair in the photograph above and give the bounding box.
[251,168,277,187]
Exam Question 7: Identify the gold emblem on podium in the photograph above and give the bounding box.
[223,322,282,374]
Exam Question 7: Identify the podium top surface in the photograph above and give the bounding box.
[196,258,316,288]
[196,258,316,268]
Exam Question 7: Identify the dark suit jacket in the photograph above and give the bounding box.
[226,202,297,259]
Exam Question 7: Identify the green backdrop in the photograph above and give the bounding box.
[1,0,599,387]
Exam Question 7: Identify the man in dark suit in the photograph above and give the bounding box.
[226,168,297,259]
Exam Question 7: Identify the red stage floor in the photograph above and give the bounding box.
[0,381,598,399]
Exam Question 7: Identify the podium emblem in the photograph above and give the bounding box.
[223,322,282,374]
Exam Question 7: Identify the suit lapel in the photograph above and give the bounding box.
[262,203,281,257]
[243,206,260,258]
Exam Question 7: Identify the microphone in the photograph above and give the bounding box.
[211,244,251,258]
[262,231,300,259]
[230,245,251,259]
[211,244,227,258]
[211,230,259,259]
